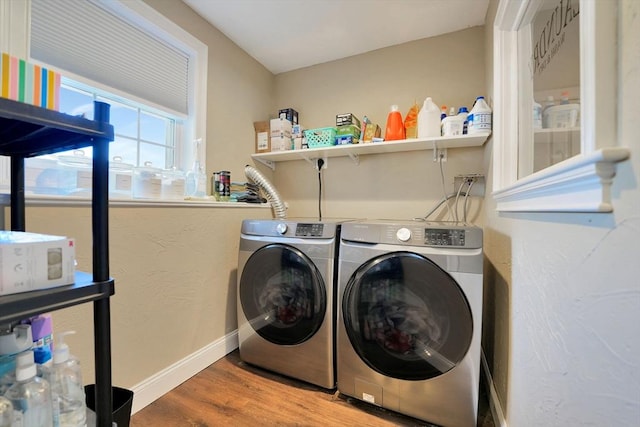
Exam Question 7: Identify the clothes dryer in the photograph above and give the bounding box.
[237,218,349,389]
[337,220,483,427]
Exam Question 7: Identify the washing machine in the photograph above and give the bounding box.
[337,220,483,427]
[237,218,349,389]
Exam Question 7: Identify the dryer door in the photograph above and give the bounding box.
[342,251,473,380]
[240,243,326,345]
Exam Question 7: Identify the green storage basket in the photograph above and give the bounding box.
[304,127,337,148]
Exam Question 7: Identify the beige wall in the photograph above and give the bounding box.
[271,27,488,220]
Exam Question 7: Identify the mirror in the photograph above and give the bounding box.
[519,0,581,178]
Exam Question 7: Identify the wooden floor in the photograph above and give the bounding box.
[130,350,495,427]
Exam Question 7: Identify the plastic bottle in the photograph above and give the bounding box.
[533,101,542,129]
[440,105,448,121]
[185,138,207,198]
[384,105,405,141]
[467,96,492,134]
[48,332,87,427]
[441,114,464,136]
[542,96,556,128]
[560,91,570,104]
[4,350,54,427]
[457,106,469,134]
[417,97,441,138]
[0,395,13,427]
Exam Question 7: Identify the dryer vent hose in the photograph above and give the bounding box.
[244,165,287,219]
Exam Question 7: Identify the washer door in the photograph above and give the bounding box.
[240,243,327,345]
[342,251,473,380]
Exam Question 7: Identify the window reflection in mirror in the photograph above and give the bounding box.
[521,0,580,178]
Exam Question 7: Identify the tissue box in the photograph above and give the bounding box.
[0,231,75,296]
[0,52,60,110]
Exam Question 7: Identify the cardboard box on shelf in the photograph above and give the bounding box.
[0,231,76,296]
[254,121,271,153]
[271,136,292,152]
[270,117,292,139]
[279,108,299,124]
[336,113,361,128]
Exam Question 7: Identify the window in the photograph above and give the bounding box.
[492,0,629,212]
[0,0,207,197]
[58,80,179,170]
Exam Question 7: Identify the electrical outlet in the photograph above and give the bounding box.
[453,174,485,197]
[433,148,447,162]
[315,157,328,170]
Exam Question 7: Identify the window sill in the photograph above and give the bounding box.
[0,193,271,209]
[492,147,630,213]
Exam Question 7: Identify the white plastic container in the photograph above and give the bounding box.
[543,103,580,128]
[162,168,186,200]
[4,351,54,427]
[57,150,93,196]
[467,96,492,134]
[133,162,162,199]
[417,97,441,138]
[108,156,134,199]
[47,332,86,427]
[441,114,464,136]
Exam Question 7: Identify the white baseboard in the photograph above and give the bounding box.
[130,330,239,414]
[480,349,508,427]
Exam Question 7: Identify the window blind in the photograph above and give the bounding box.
[30,0,189,115]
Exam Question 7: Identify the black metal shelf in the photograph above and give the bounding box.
[0,97,115,427]
[0,272,115,324]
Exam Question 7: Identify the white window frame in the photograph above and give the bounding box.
[492,0,630,212]
[0,0,207,186]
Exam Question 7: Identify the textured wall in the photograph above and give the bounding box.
[483,0,640,425]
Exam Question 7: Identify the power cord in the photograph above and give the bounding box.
[316,158,324,220]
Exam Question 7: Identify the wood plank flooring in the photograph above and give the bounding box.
[130,350,495,427]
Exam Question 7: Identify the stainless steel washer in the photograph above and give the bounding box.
[237,218,349,389]
[337,220,483,427]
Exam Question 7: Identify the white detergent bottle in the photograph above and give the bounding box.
[468,96,492,134]
[4,350,54,427]
[49,332,87,427]
[417,97,441,138]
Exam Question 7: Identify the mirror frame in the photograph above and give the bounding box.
[492,0,630,212]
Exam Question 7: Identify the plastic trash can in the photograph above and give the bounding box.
[85,384,134,427]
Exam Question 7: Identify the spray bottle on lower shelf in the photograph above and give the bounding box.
[47,332,87,427]
[4,350,54,427]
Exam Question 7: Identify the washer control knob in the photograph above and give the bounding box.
[396,227,411,242]
[276,223,288,235]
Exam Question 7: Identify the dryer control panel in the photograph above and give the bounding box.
[341,220,483,249]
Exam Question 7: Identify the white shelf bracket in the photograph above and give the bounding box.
[348,152,360,165]
[253,157,276,171]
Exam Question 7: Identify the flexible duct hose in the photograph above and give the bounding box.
[244,165,287,219]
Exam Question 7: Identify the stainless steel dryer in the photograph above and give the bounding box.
[237,218,348,389]
[337,220,483,427]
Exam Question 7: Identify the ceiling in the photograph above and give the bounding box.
[182,0,490,75]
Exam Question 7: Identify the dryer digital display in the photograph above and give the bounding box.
[425,228,466,247]
[296,223,324,237]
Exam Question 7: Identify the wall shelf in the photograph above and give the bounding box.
[251,132,491,170]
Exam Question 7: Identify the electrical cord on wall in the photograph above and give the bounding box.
[317,158,324,220]
[437,152,453,221]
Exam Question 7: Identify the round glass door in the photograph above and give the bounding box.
[342,251,473,380]
[240,243,326,345]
